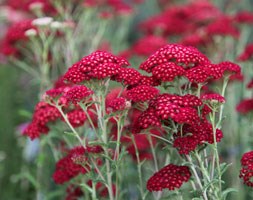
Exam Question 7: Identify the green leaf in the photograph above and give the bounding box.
[222,188,238,200]
[64,131,76,137]
[203,179,219,191]
[18,109,32,118]
[80,183,93,193]
[45,190,64,200]
[220,163,232,176]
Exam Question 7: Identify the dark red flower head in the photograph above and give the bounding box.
[23,102,61,140]
[237,43,253,61]
[201,93,226,104]
[127,85,159,102]
[53,145,102,184]
[106,97,129,112]
[140,44,210,73]
[152,62,185,82]
[64,85,93,104]
[114,67,142,86]
[147,164,191,191]
[151,94,202,125]
[205,16,240,38]
[240,151,253,187]
[64,51,129,83]
[236,99,253,114]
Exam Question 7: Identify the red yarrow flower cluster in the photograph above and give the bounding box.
[236,99,253,114]
[146,164,191,191]
[140,44,210,73]
[140,44,241,84]
[65,185,83,200]
[238,43,253,61]
[53,146,88,184]
[106,97,128,112]
[149,94,202,126]
[23,102,61,140]
[64,85,93,105]
[233,11,253,24]
[240,151,253,187]
[152,62,185,82]
[114,67,142,86]
[6,0,56,14]
[64,51,129,84]
[127,85,159,102]
[53,145,103,184]
[201,93,226,104]
[173,120,223,154]
[67,109,87,128]
[1,19,37,56]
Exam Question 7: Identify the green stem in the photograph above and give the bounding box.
[218,76,229,127]
[95,90,114,200]
[210,110,222,197]
[131,135,145,200]
[79,103,98,136]
[56,105,86,148]
[185,155,208,200]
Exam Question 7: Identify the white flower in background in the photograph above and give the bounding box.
[50,21,65,29]
[32,17,53,27]
[25,29,37,37]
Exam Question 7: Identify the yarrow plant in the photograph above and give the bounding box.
[2,1,253,199]
[21,43,244,199]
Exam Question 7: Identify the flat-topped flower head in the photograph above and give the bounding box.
[173,120,223,154]
[137,108,161,129]
[66,109,87,128]
[127,85,159,102]
[106,97,129,112]
[64,63,91,84]
[23,102,61,140]
[89,63,120,79]
[53,145,103,184]
[140,44,210,73]
[64,51,130,83]
[152,62,185,82]
[238,43,253,61]
[201,93,226,104]
[64,85,93,104]
[241,151,253,167]
[138,75,161,86]
[147,164,191,191]
[217,61,241,76]
[150,94,202,125]
[185,65,212,83]
[53,146,87,184]
[79,50,129,73]
[114,67,142,86]
[236,99,253,114]
[234,11,253,24]
[205,16,240,38]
